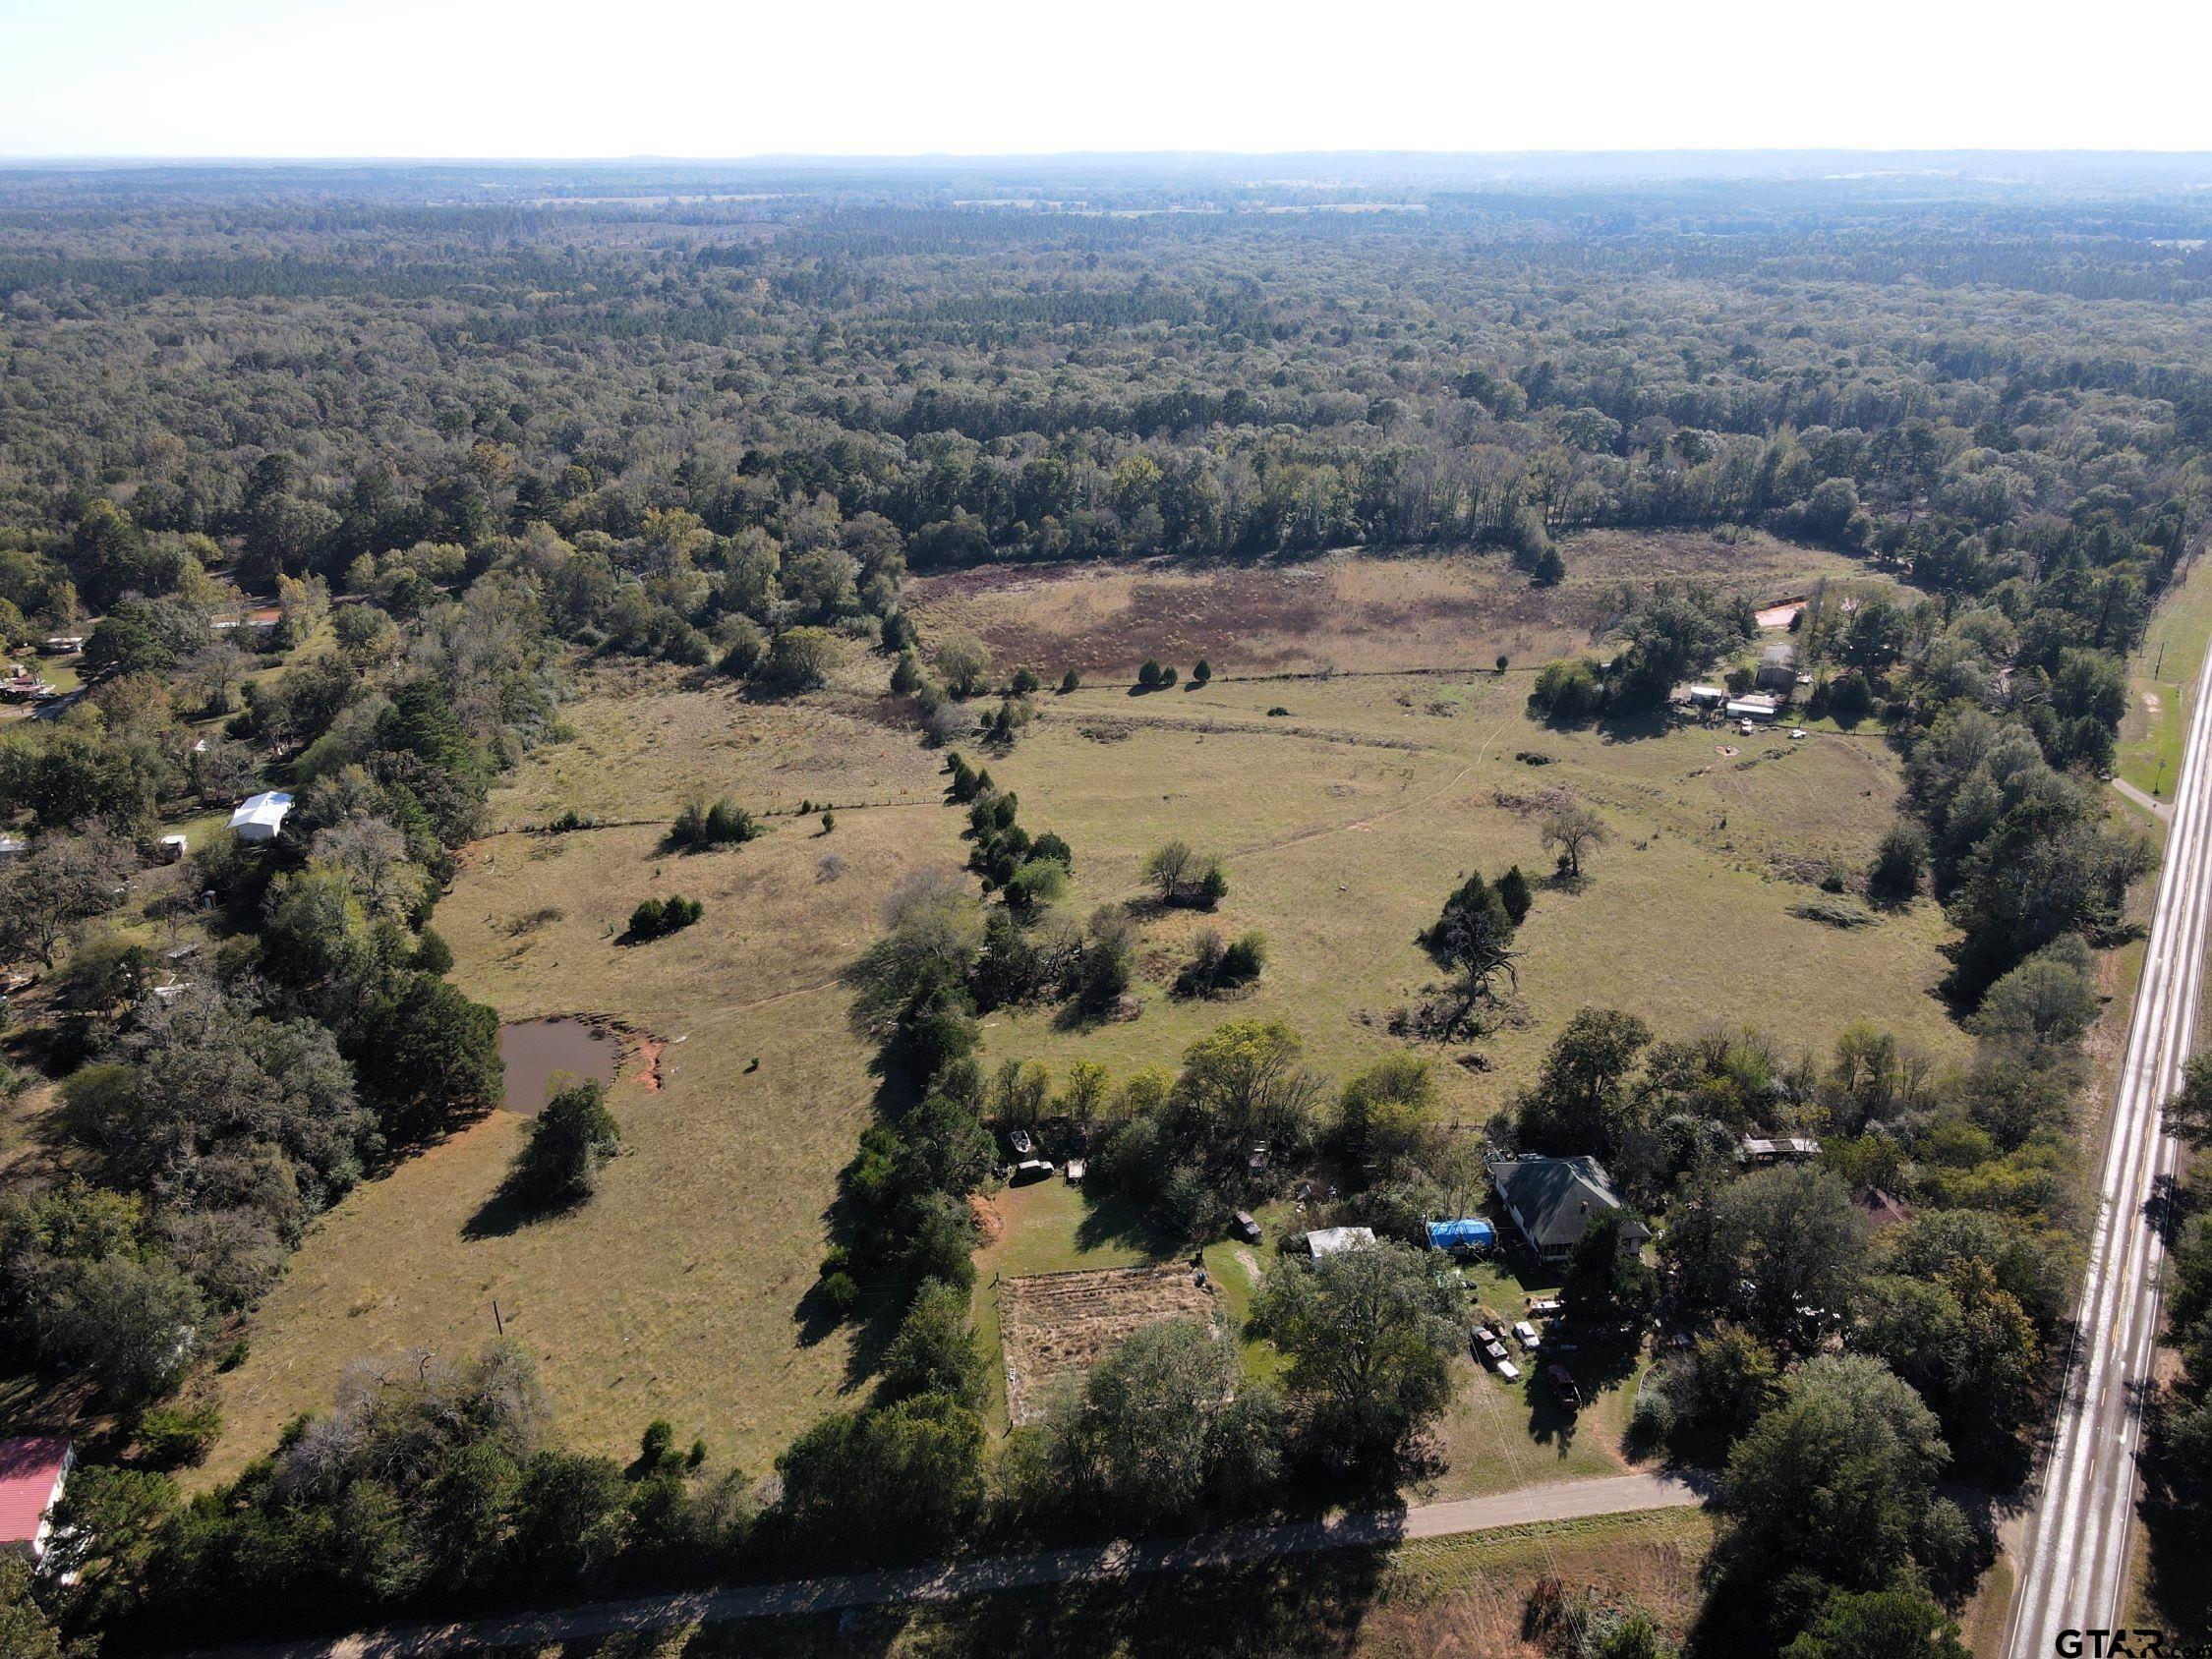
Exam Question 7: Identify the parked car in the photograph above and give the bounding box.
[1234,1210,1262,1244]
[1512,1320,1543,1351]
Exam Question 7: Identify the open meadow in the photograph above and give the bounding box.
[207,533,1965,1484]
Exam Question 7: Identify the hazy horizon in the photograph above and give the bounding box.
[8,0,2210,158]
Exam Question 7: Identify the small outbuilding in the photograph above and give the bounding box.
[157,833,190,863]
[0,1436,73,1562]
[1305,1226,1376,1260]
[227,790,294,841]
[1684,684,1729,710]
[0,835,28,860]
[1756,643,1796,690]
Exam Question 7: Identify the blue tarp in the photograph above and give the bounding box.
[1426,1218,1496,1252]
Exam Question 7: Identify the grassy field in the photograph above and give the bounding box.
[493,1506,1717,1658]
[203,537,1965,1488]
[2116,553,2212,802]
[972,667,1960,1124]
[204,672,970,1481]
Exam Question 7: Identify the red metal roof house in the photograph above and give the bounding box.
[0,1437,73,1562]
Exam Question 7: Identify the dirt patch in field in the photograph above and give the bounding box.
[998,1263,1221,1424]
[909,549,1596,679]
[967,1192,1005,1245]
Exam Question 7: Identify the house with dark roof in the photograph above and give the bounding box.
[1486,1155,1648,1265]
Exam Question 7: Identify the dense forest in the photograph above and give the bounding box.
[2,160,2211,1655]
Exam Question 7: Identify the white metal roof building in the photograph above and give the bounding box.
[1306,1226,1377,1260]
[228,790,294,841]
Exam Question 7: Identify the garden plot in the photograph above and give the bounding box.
[997,1263,1222,1423]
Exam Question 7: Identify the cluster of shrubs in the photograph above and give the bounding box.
[627,895,704,940]
[669,796,763,849]
[1135,657,1210,691]
[1142,839,1228,908]
[948,760,1075,912]
[943,750,995,804]
[505,1081,622,1207]
[1175,928,1267,998]
[1427,864,1534,939]
[979,693,1034,745]
[1415,864,1536,1027]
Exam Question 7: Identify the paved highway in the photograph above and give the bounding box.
[2007,673,2210,1654]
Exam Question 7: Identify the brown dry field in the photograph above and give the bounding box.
[906,529,1889,680]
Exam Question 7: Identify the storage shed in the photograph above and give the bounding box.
[228,790,294,841]
[1305,1226,1377,1260]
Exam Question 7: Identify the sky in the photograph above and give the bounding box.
[4,0,2209,159]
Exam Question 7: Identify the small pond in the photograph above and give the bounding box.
[497,1017,621,1116]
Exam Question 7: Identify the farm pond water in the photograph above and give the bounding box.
[496,1017,620,1116]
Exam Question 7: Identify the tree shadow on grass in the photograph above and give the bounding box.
[460,1173,587,1240]
[1593,707,1677,745]
[791,1066,924,1385]
[1524,1335,1641,1458]
[1050,995,1128,1034]
[2138,1488,2212,1641]
[551,1541,1394,1658]
[1071,1190,1186,1260]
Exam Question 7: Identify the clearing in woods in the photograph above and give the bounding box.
[203,532,1963,1483]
